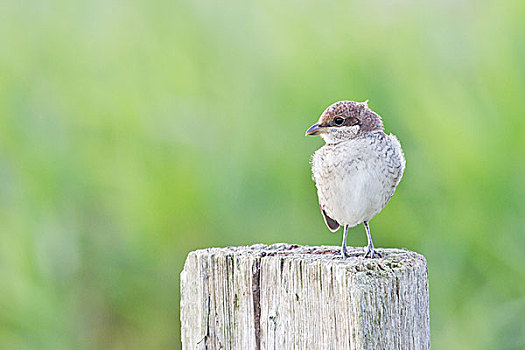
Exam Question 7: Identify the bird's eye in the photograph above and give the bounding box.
[334,117,344,125]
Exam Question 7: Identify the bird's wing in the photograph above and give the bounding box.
[386,133,406,187]
[321,206,340,232]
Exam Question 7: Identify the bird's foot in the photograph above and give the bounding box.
[364,246,382,259]
[341,245,350,259]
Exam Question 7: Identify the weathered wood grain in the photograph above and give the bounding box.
[180,244,430,350]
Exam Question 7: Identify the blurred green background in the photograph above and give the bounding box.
[1,0,524,349]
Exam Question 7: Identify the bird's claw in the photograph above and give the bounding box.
[341,245,350,259]
[364,246,382,259]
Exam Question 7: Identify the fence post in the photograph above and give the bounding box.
[180,243,430,350]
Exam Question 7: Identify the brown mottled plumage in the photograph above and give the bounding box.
[317,100,383,133]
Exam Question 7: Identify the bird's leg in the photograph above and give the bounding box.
[341,225,350,258]
[363,221,382,258]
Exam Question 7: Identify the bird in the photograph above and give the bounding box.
[305,100,405,259]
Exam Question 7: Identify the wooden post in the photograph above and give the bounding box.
[180,244,430,350]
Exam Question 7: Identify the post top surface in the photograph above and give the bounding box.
[188,243,426,273]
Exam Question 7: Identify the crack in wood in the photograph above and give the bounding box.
[252,256,262,350]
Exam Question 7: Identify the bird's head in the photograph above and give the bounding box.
[305,100,383,143]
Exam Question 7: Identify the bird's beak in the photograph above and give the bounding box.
[305,123,328,136]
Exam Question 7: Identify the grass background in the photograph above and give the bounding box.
[1,0,524,349]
